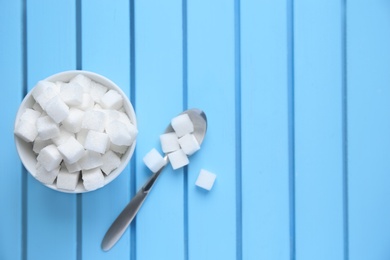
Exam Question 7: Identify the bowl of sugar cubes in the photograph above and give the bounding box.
[14,70,138,193]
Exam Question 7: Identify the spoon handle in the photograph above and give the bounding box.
[101,159,167,251]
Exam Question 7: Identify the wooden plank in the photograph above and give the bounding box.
[134,0,184,259]
[294,1,345,259]
[240,0,290,259]
[186,0,237,259]
[0,1,24,259]
[80,0,131,258]
[347,1,390,259]
[26,1,77,259]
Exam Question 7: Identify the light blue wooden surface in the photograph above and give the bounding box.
[1,0,390,260]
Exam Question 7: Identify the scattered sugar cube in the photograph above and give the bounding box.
[82,110,106,132]
[79,151,103,170]
[56,169,80,191]
[64,161,82,173]
[14,120,38,142]
[90,81,107,103]
[20,108,41,124]
[70,74,92,93]
[84,130,109,154]
[143,148,166,173]
[62,108,84,133]
[171,114,194,137]
[100,89,123,110]
[33,137,52,154]
[110,143,128,154]
[35,163,60,184]
[82,168,105,191]
[195,169,217,191]
[36,116,60,140]
[45,96,70,123]
[160,132,180,153]
[101,150,121,175]
[33,82,59,109]
[60,82,84,106]
[37,144,62,171]
[167,149,189,170]
[106,120,134,146]
[77,93,94,110]
[57,136,85,164]
[178,133,200,156]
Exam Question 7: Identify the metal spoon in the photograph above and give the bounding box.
[101,108,207,251]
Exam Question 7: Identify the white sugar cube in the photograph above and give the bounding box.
[70,74,92,93]
[110,143,128,154]
[100,89,123,110]
[82,110,106,132]
[37,144,62,171]
[14,120,38,142]
[52,126,73,146]
[143,148,166,173]
[106,120,134,146]
[167,149,189,170]
[101,150,121,175]
[33,137,52,154]
[82,168,104,191]
[45,96,69,123]
[35,163,60,184]
[32,102,43,113]
[195,169,217,191]
[56,169,80,191]
[178,133,200,156]
[20,108,41,124]
[57,136,85,164]
[60,82,83,106]
[79,151,103,170]
[76,129,89,146]
[62,108,84,133]
[171,114,194,137]
[90,81,107,103]
[33,82,59,109]
[160,132,180,153]
[84,130,109,154]
[36,116,60,140]
[64,161,82,173]
[77,93,94,110]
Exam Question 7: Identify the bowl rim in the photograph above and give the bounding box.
[14,70,137,193]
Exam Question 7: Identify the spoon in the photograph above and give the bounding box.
[101,108,207,251]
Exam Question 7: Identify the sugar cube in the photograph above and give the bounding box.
[160,132,180,153]
[167,149,189,170]
[45,96,69,123]
[32,102,43,113]
[33,137,52,154]
[20,108,41,124]
[79,151,103,170]
[57,136,85,164]
[52,126,73,146]
[64,161,82,173]
[60,82,83,106]
[82,168,105,191]
[110,143,128,154]
[106,120,134,146]
[76,129,89,146]
[70,74,92,93]
[178,133,200,155]
[171,114,194,137]
[35,163,60,184]
[77,93,94,111]
[195,169,217,191]
[37,144,62,171]
[14,120,38,142]
[82,110,106,132]
[101,150,121,175]
[33,82,59,109]
[36,116,60,140]
[56,169,80,191]
[84,130,109,154]
[62,108,84,133]
[100,89,123,110]
[90,81,108,103]
[143,148,167,173]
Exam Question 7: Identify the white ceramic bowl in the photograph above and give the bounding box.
[14,70,137,193]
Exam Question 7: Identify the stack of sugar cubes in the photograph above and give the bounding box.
[143,113,216,191]
[14,74,137,191]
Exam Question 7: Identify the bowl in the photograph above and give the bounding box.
[14,70,137,193]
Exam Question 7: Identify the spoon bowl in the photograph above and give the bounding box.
[101,108,207,251]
